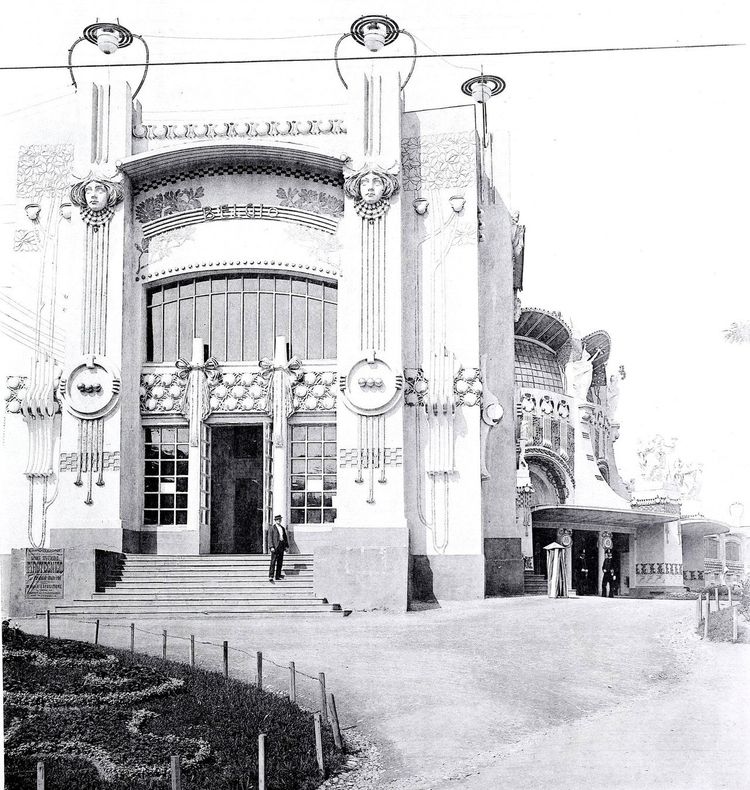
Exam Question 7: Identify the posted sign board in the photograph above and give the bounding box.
[24,548,64,599]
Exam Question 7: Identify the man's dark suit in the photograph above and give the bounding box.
[268,521,289,580]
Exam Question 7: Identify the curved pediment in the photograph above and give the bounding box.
[118,141,345,192]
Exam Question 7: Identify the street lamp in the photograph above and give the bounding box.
[67,20,150,99]
[461,72,506,150]
[334,15,417,90]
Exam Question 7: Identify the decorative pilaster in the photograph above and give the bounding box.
[61,175,124,505]
[260,337,302,526]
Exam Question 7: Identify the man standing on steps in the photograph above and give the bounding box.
[268,514,289,582]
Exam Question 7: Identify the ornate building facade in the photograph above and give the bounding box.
[0,20,734,615]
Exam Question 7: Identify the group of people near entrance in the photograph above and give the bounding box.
[575,548,619,597]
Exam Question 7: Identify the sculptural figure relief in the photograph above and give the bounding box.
[343,161,400,220]
[70,174,124,227]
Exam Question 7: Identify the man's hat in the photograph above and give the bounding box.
[274,514,282,521]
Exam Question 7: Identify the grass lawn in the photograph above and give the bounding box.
[3,622,343,789]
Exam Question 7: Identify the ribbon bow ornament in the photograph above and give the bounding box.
[259,353,302,448]
[175,356,220,447]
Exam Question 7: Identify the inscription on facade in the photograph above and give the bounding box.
[203,203,280,221]
[141,202,338,240]
[24,548,64,599]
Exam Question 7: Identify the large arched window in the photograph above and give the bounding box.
[146,273,337,362]
[515,338,564,393]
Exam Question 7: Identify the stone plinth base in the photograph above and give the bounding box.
[484,537,524,596]
[137,528,200,555]
[288,526,333,555]
[49,527,125,553]
[410,554,485,601]
[630,585,685,598]
[9,548,123,618]
[314,527,409,611]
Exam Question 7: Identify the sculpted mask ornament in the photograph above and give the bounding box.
[70,174,124,228]
[343,161,400,221]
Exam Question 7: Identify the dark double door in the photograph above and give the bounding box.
[572,530,599,595]
[210,425,265,554]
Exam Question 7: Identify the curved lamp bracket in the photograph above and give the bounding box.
[333,28,418,92]
[68,25,150,101]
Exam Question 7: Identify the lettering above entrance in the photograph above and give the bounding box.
[141,203,338,240]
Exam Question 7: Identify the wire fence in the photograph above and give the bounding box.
[7,612,347,788]
[694,588,742,642]
[9,613,340,716]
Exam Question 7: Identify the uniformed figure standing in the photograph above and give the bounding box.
[601,549,617,597]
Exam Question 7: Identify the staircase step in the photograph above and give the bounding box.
[53,604,341,615]
[52,553,340,618]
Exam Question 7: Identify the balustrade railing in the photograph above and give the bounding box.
[517,388,574,466]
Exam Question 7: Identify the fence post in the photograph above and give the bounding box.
[703,594,710,639]
[94,619,100,645]
[223,640,229,679]
[163,630,167,660]
[732,606,739,643]
[715,586,720,610]
[314,712,325,778]
[45,610,50,639]
[36,760,45,790]
[728,583,733,607]
[257,651,263,690]
[170,755,181,790]
[190,635,195,669]
[258,733,266,790]
[318,672,328,724]
[327,692,343,750]
[695,595,701,627]
[130,622,135,655]
[289,661,297,703]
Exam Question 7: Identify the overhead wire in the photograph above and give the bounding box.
[0,41,742,73]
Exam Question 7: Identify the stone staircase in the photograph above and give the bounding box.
[51,554,346,617]
[523,573,548,596]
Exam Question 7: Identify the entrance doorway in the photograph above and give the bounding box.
[532,527,558,577]
[572,530,598,595]
[210,426,265,553]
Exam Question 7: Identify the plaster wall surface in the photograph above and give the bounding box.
[400,106,484,575]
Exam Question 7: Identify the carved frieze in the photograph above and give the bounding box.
[140,372,187,414]
[276,187,344,218]
[16,144,74,201]
[13,228,41,253]
[209,371,269,413]
[401,132,476,192]
[133,119,346,140]
[5,376,29,413]
[403,368,429,407]
[635,563,683,576]
[453,367,483,407]
[292,371,337,412]
[339,447,403,468]
[60,451,119,473]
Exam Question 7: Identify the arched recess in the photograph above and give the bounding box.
[526,451,571,505]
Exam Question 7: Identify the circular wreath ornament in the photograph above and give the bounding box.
[340,352,403,416]
[60,356,121,419]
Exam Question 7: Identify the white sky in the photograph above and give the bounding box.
[1,0,747,519]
